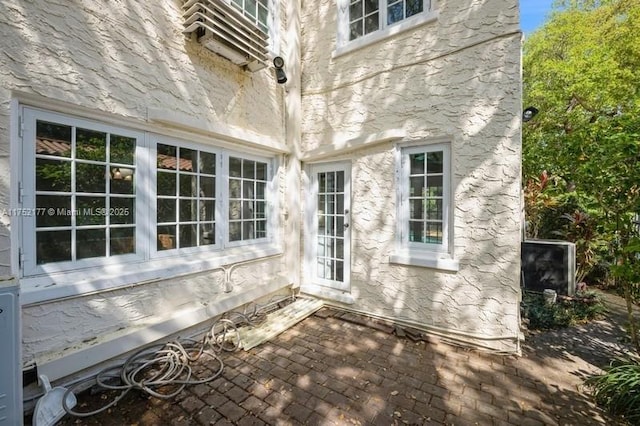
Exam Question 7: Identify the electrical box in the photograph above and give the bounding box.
[0,276,21,425]
[522,240,576,296]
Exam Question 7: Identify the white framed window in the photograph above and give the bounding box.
[336,0,438,56]
[230,0,281,54]
[227,155,270,244]
[391,141,458,271]
[231,0,270,34]
[19,107,278,281]
[21,109,144,276]
[155,142,220,252]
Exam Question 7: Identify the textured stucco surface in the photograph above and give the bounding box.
[0,0,290,365]
[300,0,522,351]
[1,0,522,370]
[21,257,284,364]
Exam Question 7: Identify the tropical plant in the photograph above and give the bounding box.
[586,359,640,424]
[523,0,640,352]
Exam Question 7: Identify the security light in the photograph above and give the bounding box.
[523,106,539,122]
[273,56,287,84]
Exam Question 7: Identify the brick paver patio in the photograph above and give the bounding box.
[55,298,633,426]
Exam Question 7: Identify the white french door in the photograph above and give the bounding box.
[305,162,351,292]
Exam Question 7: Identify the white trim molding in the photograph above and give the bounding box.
[302,129,406,162]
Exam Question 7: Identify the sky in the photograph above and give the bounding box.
[520,0,555,34]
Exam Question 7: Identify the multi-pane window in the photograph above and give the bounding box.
[231,0,269,33]
[348,0,427,41]
[229,157,268,242]
[400,143,450,253]
[34,120,136,265]
[387,0,424,25]
[316,171,346,282]
[21,108,274,277]
[408,150,444,244]
[349,0,380,41]
[156,144,217,251]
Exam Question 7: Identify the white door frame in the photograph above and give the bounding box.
[303,161,352,298]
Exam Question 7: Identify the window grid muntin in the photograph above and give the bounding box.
[228,157,268,242]
[408,150,444,244]
[34,120,137,265]
[316,171,345,282]
[24,109,276,276]
[231,0,270,33]
[347,0,427,42]
[156,144,217,251]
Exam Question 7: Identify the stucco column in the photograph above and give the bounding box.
[283,0,302,287]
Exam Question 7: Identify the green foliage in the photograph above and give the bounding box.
[522,291,608,330]
[523,1,640,351]
[586,359,640,423]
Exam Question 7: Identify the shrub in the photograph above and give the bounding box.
[586,360,640,424]
[521,290,608,330]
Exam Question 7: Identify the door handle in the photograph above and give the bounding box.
[344,223,349,229]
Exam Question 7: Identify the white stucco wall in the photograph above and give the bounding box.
[0,0,293,369]
[300,0,522,351]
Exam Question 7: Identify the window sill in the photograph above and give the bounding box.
[20,243,283,306]
[333,10,439,59]
[389,250,459,272]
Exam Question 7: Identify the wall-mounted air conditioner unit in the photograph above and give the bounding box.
[522,240,576,296]
[182,0,269,72]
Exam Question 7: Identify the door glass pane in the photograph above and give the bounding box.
[37,230,71,264]
[76,163,106,193]
[36,195,71,227]
[36,159,71,192]
[36,121,71,157]
[76,128,106,161]
[157,198,176,223]
[336,171,344,192]
[336,261,344,282]
[76,229,106,259]
[179,148,197,173]
[111,135,135,165]
[180,224,198,248]
[157,225,176,250]
[336,238,344,260]
[76,196,106,226]
[111,227,135,255]
[201,224,215,245]
[110,197,134,225]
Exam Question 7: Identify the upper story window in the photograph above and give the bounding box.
[348,0,425,41]
[20,108,277,278]
[231,0,270,34]
[336,0,437,56]
[182,0,280,70]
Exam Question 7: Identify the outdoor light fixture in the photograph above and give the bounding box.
[523,106,539,122]
[273,56,287,84]
[111,167,134,181]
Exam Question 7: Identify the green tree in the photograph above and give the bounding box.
[523,0,640,350]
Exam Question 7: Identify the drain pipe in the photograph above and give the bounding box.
[222,254,283,293]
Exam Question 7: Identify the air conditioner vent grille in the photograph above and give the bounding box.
[182,0,269,72]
